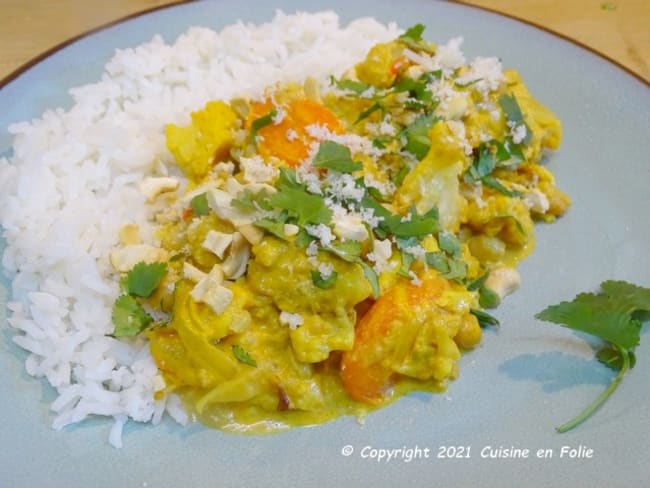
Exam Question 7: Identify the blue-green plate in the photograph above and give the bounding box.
[1,1,648,486]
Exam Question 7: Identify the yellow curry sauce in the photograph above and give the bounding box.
[111,29,570,433]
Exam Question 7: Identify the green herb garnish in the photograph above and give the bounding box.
[399,24,425,43]
[402,114,439,160]
[313,141,363,173]
[250,108,277,141]
[311,269,338,289]
[189,192,210,216]
[498,94,532,145]
[121,262,168,298]
[536,280,650,432]
[330,76,372,95]
[112,261,167,337]
[464,140,523,197]
[232,344,257,367]
[112,295,154,337]
[355,101,384,124]
[470,308,500,328]
[397,24,435,54]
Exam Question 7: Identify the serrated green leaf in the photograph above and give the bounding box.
[190,193,210,216]
[403,114,438,160]
[112,295,153,337]
[536,296,641,350]
[122,261,168,298]
[268,187,332,226]
[479,286,500,309]
[312,141,362,173]
[399,24,425,42]
[438,231,462,258]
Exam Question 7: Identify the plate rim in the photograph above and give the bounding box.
[0,0,648,89]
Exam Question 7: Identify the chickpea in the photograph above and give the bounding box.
[454,315,482,349]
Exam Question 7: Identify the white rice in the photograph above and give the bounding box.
[0,11,400,447]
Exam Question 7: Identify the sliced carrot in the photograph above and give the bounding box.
[340,275,448,404]
[247,98,344,167]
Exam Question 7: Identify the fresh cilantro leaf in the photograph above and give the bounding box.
[121,261,167,298]
[399,24,425,42]
[324,240,363,263]
[596,343,636,371]
[360,262,380,299]
[275,167,303,191]
[294,228,313,249]
[479,286,500,309]
[397,250,415,278]
[535,280,650,433]
[330,76,371,95]
[366,186,388,202]
[372,135,394,150]
[268,188,332,226]
[394,78,433,105]
[438,231,462,258]
[232,344,257,367]
[397,24,435,54]
[320,241,378,297]
[231,188,273,213]
[311,269,338,289]
[454,77,483,88]
[482,175,523,198]
[253,218,288,240]
[112,295,153,337]
[535,282,646,350]
[498,94,532,145]
[464,141,523,197]
[250,109,277,141]
[190,193,210,216]
[391,164,410,187]
[499,94,525,124]
[425,252,467,280]
[470,308,500,328]
[313,141,363,173]
[361,195,439,238]
[467,271,490,291]
[389,215,439,238]
[402,114,439,160]
[355,101,384,124]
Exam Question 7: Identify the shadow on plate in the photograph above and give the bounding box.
[498,351,613,393]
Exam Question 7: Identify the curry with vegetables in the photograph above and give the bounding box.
[109,25,570,432]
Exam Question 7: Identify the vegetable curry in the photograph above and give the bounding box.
[110,25,569,432]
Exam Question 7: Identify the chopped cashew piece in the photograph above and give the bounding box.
[118,224,141,246]
[183,262,207,283]
[190,265,232,314]
[139,177,179,202]
[524,189,550,214]
[222,232,250,279]
[202,230,233,259]
[109,244,169,272]
[485,267,521,305]
[333,215,368,242]
[238,224,264,245]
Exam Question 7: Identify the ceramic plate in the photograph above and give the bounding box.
[1,1,648,486]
